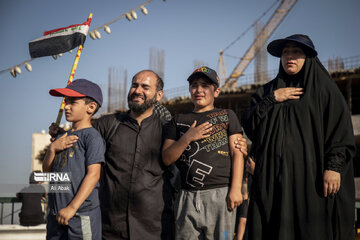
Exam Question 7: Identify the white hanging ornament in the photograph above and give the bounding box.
[125,12,132,21]
[131,11,138,20]
[25,62,32,72]
[14,65,22,74]
[141,6,148,15]
[104,25,111,34]
[10,68,16,78]
[89,31,96,40]
[94,30,101,39]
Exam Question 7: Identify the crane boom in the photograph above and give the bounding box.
[222,0,298,89]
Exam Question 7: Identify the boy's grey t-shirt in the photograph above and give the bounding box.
[48,127,105,214]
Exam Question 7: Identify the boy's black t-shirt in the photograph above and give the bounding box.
[163,108,243,190]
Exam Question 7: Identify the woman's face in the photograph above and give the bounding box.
[281,42,306,75]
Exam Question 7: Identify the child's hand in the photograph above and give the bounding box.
[246,157,255,175]
[56,205,77,225]
[227,188,243,211]
[49,122,65,142]
[184,120,212,142]
[50,132,78,152]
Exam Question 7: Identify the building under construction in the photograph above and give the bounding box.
[162,58,360,178]
[163,57,360,115]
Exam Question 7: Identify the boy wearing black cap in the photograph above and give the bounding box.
[43,79,105,240]
[162,67,244,239]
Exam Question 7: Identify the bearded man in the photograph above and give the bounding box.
[49,69,248,239]
[93,70,175,240]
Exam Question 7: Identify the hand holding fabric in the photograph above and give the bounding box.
[234,136,248,157]
[323,170,341,197]
[246,157,255,175]
[49,122,65,142]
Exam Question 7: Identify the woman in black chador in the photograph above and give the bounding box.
[242,34,355,240]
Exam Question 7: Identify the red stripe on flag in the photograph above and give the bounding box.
[84,17,92,26]
[43,19,90,36]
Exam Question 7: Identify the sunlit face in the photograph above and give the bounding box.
[64,97,88,122]
[281,42,306,75]
[127,71,162,113]
[189,78,220,112]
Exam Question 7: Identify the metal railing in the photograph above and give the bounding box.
[325,55,360,72]
[163,55,360,99]
[0,197,21,224]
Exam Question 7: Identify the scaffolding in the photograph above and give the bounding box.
[108,67,128,113]
[254,21,268,84]
[149,48,165,80]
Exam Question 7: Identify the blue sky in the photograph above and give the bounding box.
[0,0,359,189]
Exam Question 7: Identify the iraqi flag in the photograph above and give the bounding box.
[29,17,91,58]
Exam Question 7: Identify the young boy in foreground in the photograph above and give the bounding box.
[162,67,244,239]
[43,79,105,239]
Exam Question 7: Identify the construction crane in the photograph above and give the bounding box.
[220,0,298,89]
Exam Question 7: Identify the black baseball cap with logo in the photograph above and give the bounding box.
[187,66,220,88]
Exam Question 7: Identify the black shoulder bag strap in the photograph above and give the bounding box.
[104,113,123,144]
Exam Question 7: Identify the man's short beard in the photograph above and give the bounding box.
[128,92,157,114]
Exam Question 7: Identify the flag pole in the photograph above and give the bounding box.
[55,13,93,125]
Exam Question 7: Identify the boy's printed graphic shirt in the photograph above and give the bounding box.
[48,127,105,214]
[164,108,243,190]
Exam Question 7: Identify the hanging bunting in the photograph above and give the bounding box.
[1,0,160,78]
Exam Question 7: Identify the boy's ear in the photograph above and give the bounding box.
[214,87,221,98]
[87,101,97,114]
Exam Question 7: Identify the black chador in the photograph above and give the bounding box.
[242,56,355,240]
